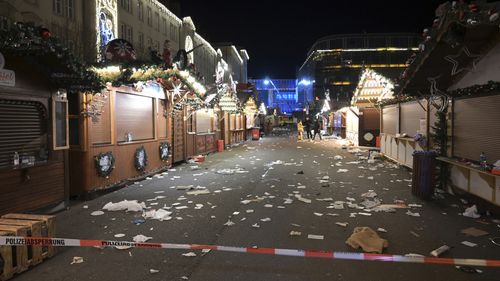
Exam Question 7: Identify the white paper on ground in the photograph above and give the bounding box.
[70,256,84,264]
[289,230,302,236]
[182,252,197,257]
[307,234,324,240]
[114,233,126,238]
[91,211,105,216]
[102,200,146,212]
[463,205,481,219]
[133,234,152,243]
[461,241,478,247]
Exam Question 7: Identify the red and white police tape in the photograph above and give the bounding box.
[1,236,500,267]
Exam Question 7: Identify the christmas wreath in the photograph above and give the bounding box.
[94,152,115,178]
[159,142,171,161]
[134,146,148,172]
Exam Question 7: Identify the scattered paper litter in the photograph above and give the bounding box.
[307,234,324,240]
[406,210,421,217]
[246,209,254,213]
[295,194,312,203]
[463,205,481,219]
[336,222,348,227]
[114,233,126,238]
[224,219,235,226]
[346,227,388,254]
[70,256,84,265]
[377,228,387,233]
[133,235,152,243]
[314,212,324,217]
[334,155,343,160]
[264,204,273,208]
[337,169,349,173]
[289,230,302,236]
[461,241,478,247]
[91,211,105,216]
[260,217,271,222]
[143,209,173,221]
[252,223,260,228]
[83,205,88,209]
[150,269,160,274]
[358,212,372,216]
[461,227,489,237]
[182,252,197,257]
[103,200,146,212]
[283,198,293,204]
[316,198,334,202]
[186,189,210,195]
[361,190,377,198]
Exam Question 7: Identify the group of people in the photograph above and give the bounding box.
[297,117,322,141]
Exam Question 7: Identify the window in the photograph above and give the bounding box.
[127,26,133,43]
[147,37,152,49]
[138,32,144,51]
[53,0,63,15]
[147,7,152,26]
[169,23,176,41]
[162,18,167,35]
[52,91,69,150]
[154,12,159,31]
[137,1,144,21]
[120,0,132,13]
[115,93,154,142]
[154,40,160,52]
[0,99,49,169]
[120,23,126,39]
[67,0,74,19]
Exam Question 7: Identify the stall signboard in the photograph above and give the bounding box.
[0,52,15,87]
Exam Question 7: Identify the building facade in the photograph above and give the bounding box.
[298,33,420,110]
[249,79,298,115]
[0,0,247,86]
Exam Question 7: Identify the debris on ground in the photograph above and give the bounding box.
[346,227,389,253]
[224,219,235,226]
[149,269,160,274]
[133,234,152,243]
[182,252,197,257]
[70,256,84,265]
[461,241,477,247]
[295,194,312,203]
[103,200,146,212]
[406,210,421,217]
[430,245,450,257]
[143,209,173,221]
[463,205,481,219]
[289,230,302,236]
[307,234,324,240]
[335,222,348,227]
[90,210,105,216]
[461,227,489,237]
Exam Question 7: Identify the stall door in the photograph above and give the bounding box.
[172,110,185,163]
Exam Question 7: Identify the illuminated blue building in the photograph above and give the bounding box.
[249,79,302,115]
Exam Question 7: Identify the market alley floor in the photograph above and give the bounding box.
[13,134,500,281]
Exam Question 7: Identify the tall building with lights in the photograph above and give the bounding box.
[248,79,298,115]
[298,33,420,110]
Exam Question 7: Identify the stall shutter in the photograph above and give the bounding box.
[0,99,47,169]
[453,95,500,163]
[382,105,398,135]
[400,100,426,137]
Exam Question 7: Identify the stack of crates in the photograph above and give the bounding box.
[0,214,56,281]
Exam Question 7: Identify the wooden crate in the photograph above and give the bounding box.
[0,220,43,266]
[0,225,28,273]
[0,231,14,281]
[1,214,56,258]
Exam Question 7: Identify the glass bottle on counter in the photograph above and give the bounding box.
[13,152,19,167]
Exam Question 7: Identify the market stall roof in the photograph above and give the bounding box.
[397,1,500,97]
[0,22,103,93]
[352,68,394,107]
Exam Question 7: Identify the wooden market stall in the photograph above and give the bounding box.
[243,97,259,140]
[0,23,101,214]
[69,65,208,195]
[185,108,218,159]
[218,91,245,146]
[343,68,394,147]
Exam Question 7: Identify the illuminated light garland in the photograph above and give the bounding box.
[352,68,394,106]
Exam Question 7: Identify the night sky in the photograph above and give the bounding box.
[180,0,444,79]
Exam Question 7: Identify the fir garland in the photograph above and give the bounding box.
[431,110,449,190]
[0,22,104,93]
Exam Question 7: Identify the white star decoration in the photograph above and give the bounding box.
[427,76,449,112]
[444,47,481,76]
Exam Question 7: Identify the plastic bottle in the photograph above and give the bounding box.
[480,152,487,170]
[13,152,19,166]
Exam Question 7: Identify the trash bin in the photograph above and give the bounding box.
[412,150,437,199]
[217,140,224,152]
[252,127,260,140]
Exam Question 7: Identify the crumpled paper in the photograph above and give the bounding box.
[463,205,480,219]
[346,227,389,253]
[103,200,146,212]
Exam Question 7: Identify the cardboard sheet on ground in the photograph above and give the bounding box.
[346,227,389,254]
[461,227,489,237]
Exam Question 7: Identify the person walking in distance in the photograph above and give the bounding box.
[297,120,304,141]
[304,117,312,140]
[312,118,322,140]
